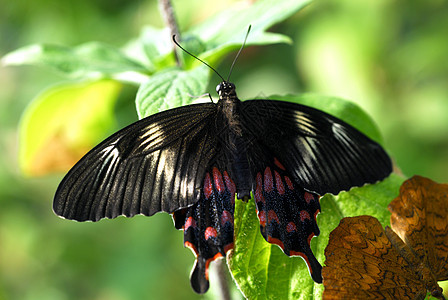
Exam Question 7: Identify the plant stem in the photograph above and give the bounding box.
[213,258,232,300]
[158,0,181,66]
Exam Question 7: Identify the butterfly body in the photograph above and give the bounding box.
[54,80,392,293]
[214,81,252,200]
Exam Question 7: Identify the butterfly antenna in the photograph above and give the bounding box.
[227,25,251,82]
[172,35,225,82]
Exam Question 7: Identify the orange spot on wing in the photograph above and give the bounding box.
[221,210,233,226]
[274,157,286,170]
[264,167,273,192]
[268,210,280,224]
[184,216,197,231]
[224,242,234,253]
[300,210,311,222]
[205,253,224,280]
[203,173,212,199]
[255,173,265,204]
[268,236,285,250]
[307,232,315,245]
[286,222,297,232]
[274,171,285,195]
[205,227,218,240]
[304,192,315,204]
[213,167,224,194]
[223,171,236,194]
[185,241,198,256]
[285,176,294,190]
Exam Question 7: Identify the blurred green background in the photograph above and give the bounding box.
[1,0,447,299]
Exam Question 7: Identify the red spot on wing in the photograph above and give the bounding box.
[184,216,197,231]
[205,253,224,280]
[223,171,236,194]
[255,173,265,204]
[308,233,315,245]
[300,210,311,222]
[268,236,285,250]
[289,251,319,281]
[290,250,309,265]
[224,242,234,253]
[274,157,286,170]
[286,222,297,232]
[185,241,198,255]
[213,167,224,194]
[274,171,285,195]
[264,167,274,193]
[284,176,294,190]
[204,227,218,240]
[221,210,233,226]
[268,210,280,224]
[304,192,314,204]
[203,173,212,199]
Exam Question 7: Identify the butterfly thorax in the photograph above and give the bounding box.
[216,81,243,135]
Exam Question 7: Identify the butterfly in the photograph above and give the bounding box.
[322,176,448,300]
[53,30,392,294]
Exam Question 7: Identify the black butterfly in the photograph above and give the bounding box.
[53,33,392,294]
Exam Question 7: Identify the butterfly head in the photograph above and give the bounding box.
[216,81,237,99]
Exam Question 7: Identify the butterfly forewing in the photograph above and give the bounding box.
[240,100,392,195]
[54,103,218,221]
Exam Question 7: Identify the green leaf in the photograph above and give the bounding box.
[123,26,176,72]
[267,93,384,144]
[19,80,122,176]
[230,174,404,299]
[2,42,149,82]
[187,0,312,66]
[135,65,209,118]
[134,0,313,118]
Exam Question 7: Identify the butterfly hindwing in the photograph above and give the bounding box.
[252,158,322,282]
[173,166,236,294]
[240,99,392,195]
[53,103,218,221]
[243,136,323,282]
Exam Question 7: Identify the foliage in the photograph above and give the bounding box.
[1,0,447,299]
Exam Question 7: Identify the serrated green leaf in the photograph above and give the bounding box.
[2,42,148,81]
[135,65,210,118]
[187,0,312,66]
[230,174,404,299]
[19,80,122,176]
[267,93,384,144]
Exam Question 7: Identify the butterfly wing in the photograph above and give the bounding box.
[389,176,448,282]
[53,103,218,221]
[240,99,392,195]
[173,166,237,294]
[248,150,323,282]
[238,99,392,283]
[322,216,424,299]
